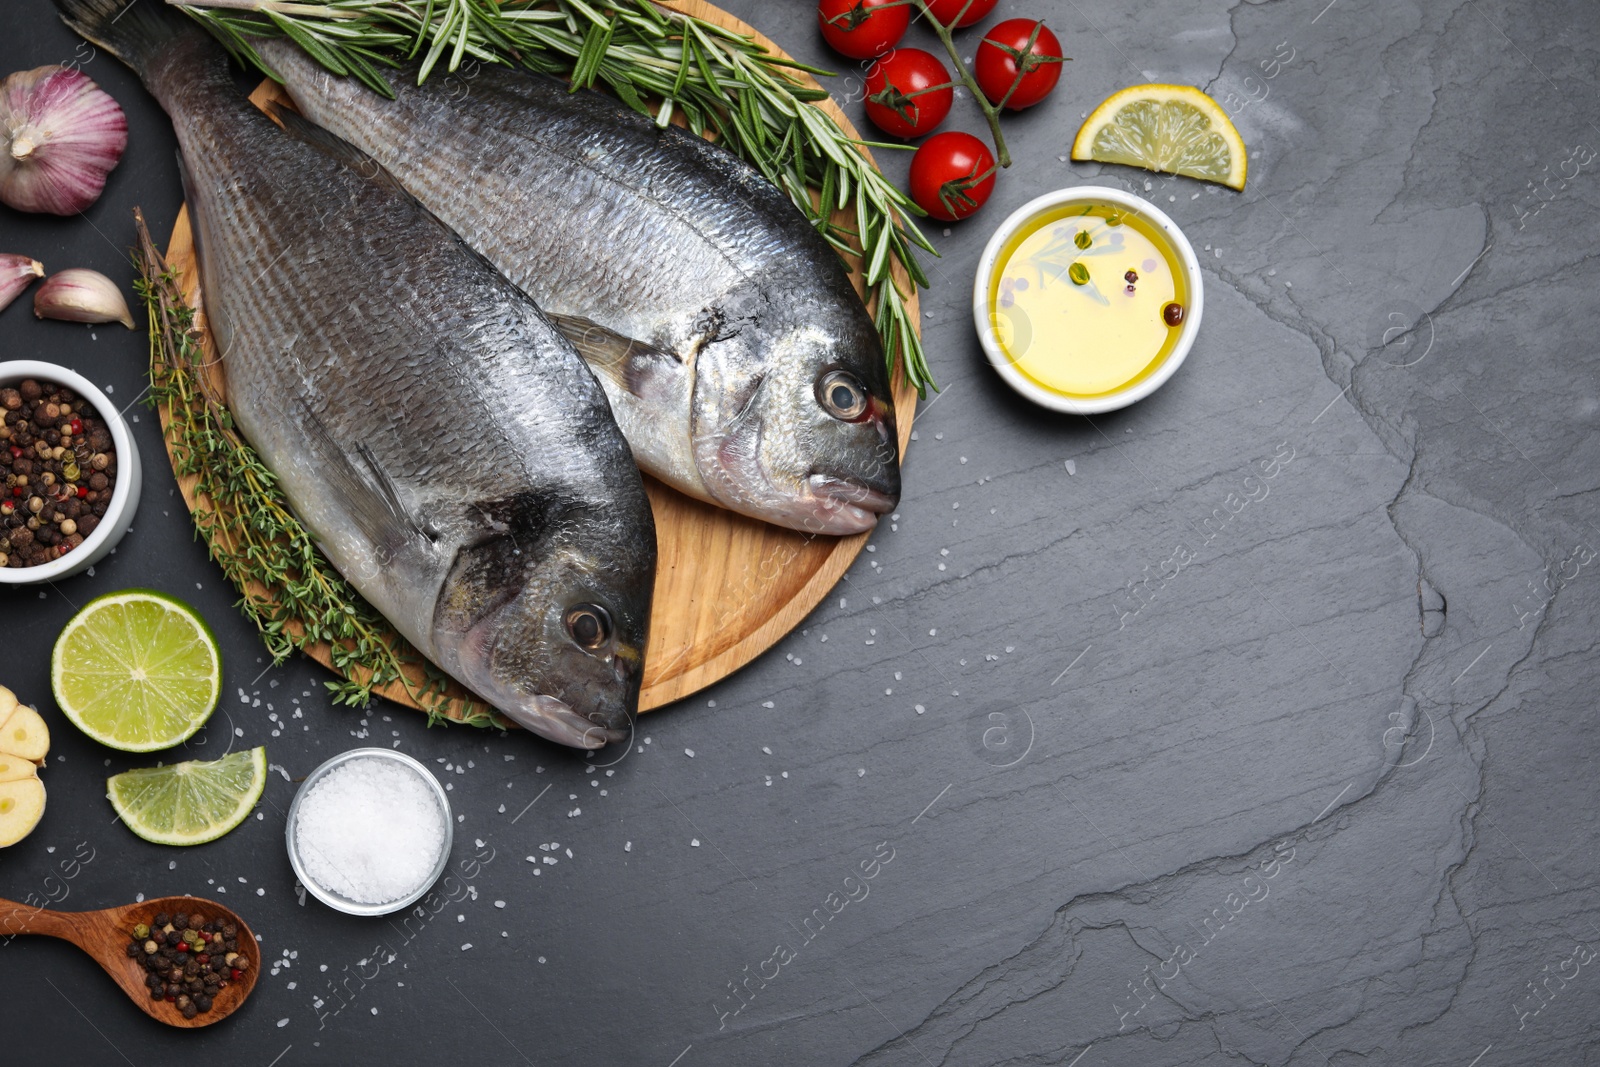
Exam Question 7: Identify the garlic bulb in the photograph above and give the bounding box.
[33,268,134,329]
[0,254,43,313]
[1,66,128,216]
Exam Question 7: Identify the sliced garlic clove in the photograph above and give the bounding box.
[33,268,134,329]
[0,254,44,313]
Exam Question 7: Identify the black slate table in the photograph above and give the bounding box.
[3,1,1598,1064]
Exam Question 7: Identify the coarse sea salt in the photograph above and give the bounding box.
[294,757,446,905]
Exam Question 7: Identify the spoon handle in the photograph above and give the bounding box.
[0,896,83,943]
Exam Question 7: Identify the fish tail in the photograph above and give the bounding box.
[54,0,211,80]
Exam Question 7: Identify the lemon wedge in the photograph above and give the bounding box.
[1072,84,1247,190]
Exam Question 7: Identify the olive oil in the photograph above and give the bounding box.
[988,204,1189,399]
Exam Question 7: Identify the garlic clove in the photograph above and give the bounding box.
[0,254,44,314]
[0,66,128,216]
[33,268,134,329]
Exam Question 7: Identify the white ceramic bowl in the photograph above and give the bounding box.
[0,361,142,584]
[972,186,1204,415]
[285,747,454,917]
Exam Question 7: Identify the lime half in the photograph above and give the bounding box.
[52,590,223,752]
[107,747,267,846]
[1072,84,1248,190]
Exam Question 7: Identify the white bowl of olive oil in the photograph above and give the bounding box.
[973,186,1203,414]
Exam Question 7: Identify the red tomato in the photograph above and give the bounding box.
[817,0,911,60]
[908,131,997,221]
[921,0,998,28]
[974,19,1066,110]
[863,48,954,139]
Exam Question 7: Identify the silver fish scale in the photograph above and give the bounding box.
[263,42,900,535]
[267,48,846,354]
[144,46,649,662]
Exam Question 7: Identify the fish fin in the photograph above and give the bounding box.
[263,101,413,198]
[296,398,428,553]
[54,0,202,74]
[549,314,681,401]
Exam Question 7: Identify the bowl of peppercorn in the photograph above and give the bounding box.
[0,361,141,583]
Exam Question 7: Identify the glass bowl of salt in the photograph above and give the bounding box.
[286,748,453,916]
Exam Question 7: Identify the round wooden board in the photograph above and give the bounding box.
[159,0,917,718]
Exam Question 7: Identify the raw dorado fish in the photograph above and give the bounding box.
[59,0,656,748]
[259,42,902,535]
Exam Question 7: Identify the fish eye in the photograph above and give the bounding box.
[564,604,612,651]
[817,370,870,422]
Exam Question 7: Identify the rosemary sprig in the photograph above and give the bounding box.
[133,209,505,730]
[174,0,939,394]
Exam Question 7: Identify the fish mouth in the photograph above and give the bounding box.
[498,694,630,750]
[806,474,898,535]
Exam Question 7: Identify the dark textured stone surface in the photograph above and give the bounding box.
[2,0,1597,1063]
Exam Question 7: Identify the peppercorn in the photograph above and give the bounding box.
[1,382,118,569]
[1162,301,1185,327]
[132,922,150,940]
[194,995,213,1013]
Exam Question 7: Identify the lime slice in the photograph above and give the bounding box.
[52,590,223,752]
[1071,84,1248,190]
[107,747,267,846]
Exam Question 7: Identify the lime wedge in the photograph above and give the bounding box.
[107,747,267,846]
[1072,84,1248,190]
[51,590,223,752]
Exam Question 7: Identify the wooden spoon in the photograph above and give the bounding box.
[0,894,261,1027]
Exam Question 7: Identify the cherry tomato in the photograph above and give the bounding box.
[908,131,996,221]
[817,0,911,60]
[863,48,954,139]
[921,0,998,28]
[974,19,1066,110]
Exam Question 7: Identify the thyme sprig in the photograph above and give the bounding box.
[172,0,938,394]
[134,210,504,730]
